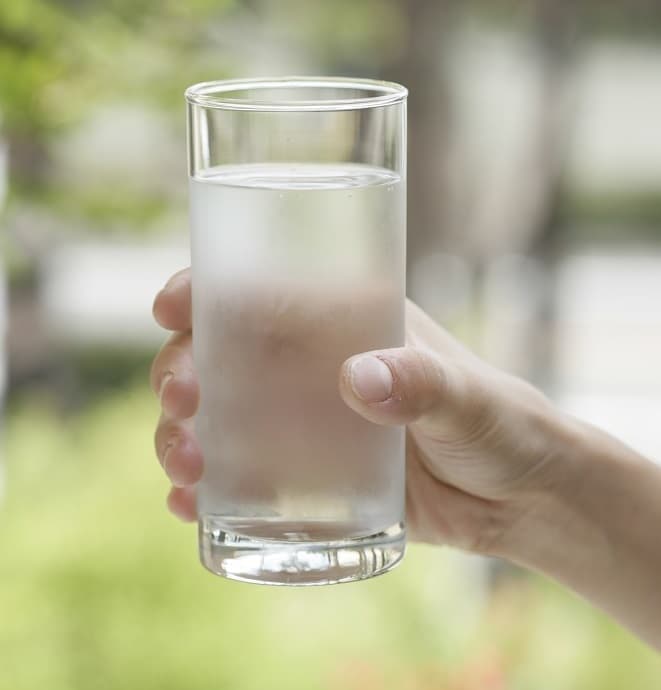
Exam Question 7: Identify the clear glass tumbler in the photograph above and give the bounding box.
[186,77,407,585]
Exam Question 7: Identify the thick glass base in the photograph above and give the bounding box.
[199,517,406,586]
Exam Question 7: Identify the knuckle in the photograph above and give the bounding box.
[404,347,450,415]
[453,374,498,444]
[460,370,493,421]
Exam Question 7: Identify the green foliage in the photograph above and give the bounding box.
[43,185,174,231]
[1,384,659,690]
[0,0,237,235]
[0,5,69,138]
[0,0,236,136]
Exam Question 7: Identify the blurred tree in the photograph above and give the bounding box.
[385,0,454,295]
[0,0,236,194]
[0,0,239,394]
[523,0,576,391]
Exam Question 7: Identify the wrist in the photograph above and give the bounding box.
[489,409,604,568]
[491,410,661,649]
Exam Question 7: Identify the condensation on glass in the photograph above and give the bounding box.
[186,77,407,585]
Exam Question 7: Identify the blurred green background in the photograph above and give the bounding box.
[2,1,661,688]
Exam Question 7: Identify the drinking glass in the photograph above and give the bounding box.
[186,77,407,585]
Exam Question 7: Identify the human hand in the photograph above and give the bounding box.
[151,267,571,556]
[151,267,661,648]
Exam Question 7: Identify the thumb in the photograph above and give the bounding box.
[339,346,463,428]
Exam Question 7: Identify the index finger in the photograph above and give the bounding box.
[153,267,192,332]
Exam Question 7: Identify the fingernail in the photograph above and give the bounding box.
[350,356,393,403]
[159,371,174,401]
[163,439,176,468]
[163,439,183,482]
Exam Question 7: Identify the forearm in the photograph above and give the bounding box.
[499,414,661,650]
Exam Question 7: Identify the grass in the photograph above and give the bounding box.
[1,382,659,690]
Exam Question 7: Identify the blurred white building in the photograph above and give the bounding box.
[555,251,661,463]
[41,241,189,349]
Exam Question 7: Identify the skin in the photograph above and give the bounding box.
[152,267,661,650]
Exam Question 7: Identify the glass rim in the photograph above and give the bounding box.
[185,76,408,112]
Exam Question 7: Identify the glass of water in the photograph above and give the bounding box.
[186,77,407,585]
